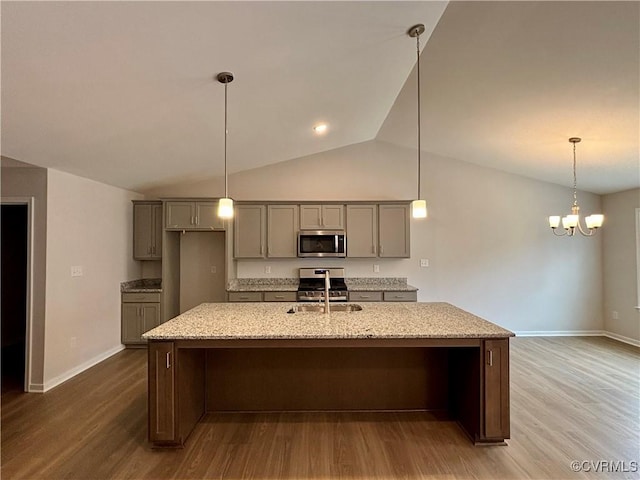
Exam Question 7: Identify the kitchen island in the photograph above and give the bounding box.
[142,302,514,448]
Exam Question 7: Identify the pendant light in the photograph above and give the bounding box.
[548,137,604,236]
[217,71,234,219]
[408,24,427,219]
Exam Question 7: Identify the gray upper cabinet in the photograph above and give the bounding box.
[267,205,299,257]
[133,201,162,260]
[234,205,266,258]
[165,201,224,230]
[300,204,344,230]
[378,204,410,258]
[346,204,378,257]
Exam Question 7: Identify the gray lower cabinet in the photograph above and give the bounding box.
[165,201,224,230]
[349,291,417,302]
[228,291,297,302]
[133,201,162,260]
[122,292,161,345]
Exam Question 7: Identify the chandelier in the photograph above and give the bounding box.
[548,137,603,236]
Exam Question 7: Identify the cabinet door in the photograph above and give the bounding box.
[483,339,510,440]
[234,205,266,258]
[346,205,377,257]
[133,204,154,259]
[142,303,161,332]
[196,202,224,230]
[122,303,146,344]
[378,204,410,258]
[165,202,195,229]
[148,342,176,443]
[151,204,163,258]
[299,205,323,230]
[267,205,299,257]
[322,205,344,229]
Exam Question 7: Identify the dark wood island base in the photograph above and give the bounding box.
[147,337,510,448]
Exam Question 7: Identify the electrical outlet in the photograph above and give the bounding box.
[210,266,217,274]
[420,259,429,267]
[70,266,83,277]
[612,311,619,320]
[373,264,380,273]
[265,266,272,274]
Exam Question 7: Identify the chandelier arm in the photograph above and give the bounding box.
[552,228,568,237]
[576,221,595,236]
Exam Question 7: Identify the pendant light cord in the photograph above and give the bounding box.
[416,30,421,199]
[224,80,228,198]
[572,140,577,208]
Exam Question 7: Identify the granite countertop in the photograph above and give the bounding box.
[121,278,162,293]
[143,302,514,340]
[227,278,299,292]
[227,277,417,292]
[345,278,417,292]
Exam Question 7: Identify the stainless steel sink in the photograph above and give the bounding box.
[287,304,363,313]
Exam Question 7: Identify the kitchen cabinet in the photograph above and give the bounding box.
[148,342,176,443]
[378,204,410,258]
[483,339,510,440]
[234,205,266,258]
[228,291,297,302]
[133,201,163,260]
[165,201,224,230]
[300,204,344,230]
[121,292,161,345]
[267,205,299,258]
[346,204,378,257]
[348,291,417,302]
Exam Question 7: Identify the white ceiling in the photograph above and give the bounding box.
[2,1,638,195]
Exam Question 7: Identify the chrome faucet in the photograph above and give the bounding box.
[324,270,330,314]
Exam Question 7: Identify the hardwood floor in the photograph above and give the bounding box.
[1,337,638,479]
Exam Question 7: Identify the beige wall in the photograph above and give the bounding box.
[1,163,48,389]
[44,169,142,390]
[602,188,640,342]
[146,140,604,334]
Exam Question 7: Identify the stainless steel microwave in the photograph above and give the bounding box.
[297,230,346,258]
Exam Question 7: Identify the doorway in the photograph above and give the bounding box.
[1,204,28,393]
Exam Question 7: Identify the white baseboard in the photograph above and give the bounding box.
[37,344,126,393]
[514,330,640,348]
[514,330,605,337]
[602,331,640,348]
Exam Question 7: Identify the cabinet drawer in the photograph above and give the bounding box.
[263,291,297,302]
[228,292,263,302]
[122,292,161,303]
[383,291,417,302]
[348,291,383,302]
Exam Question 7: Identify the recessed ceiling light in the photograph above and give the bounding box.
[313,123,328,134]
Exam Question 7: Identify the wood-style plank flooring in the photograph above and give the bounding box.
[1,337,638,479]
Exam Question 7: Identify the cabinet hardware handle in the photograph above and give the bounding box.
[275,295,284,299]
[195,216,198,225]
[379,245,384,254]
[361,295,370,298]
[372,245,376,254]
[487,350,493,367]
[166,352,171,369]
[261,245,264,255]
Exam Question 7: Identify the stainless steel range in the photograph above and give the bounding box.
[297,267,348,302]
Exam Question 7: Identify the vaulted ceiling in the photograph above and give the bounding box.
[2,1,638,195]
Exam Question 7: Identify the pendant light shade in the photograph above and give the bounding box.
[411,199,427,218]
[408,24,427,220]
[217,71,234,219]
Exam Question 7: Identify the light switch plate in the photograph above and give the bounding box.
[71,266,83,277]
[420,259,429,267]
[373,264,380,273]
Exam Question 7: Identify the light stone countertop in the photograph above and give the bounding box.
[142,302,514,340]
[346,278,417,292]
[227,277,417,292]
[121,278,162,293]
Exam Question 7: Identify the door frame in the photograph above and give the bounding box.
[1,196,34,392]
